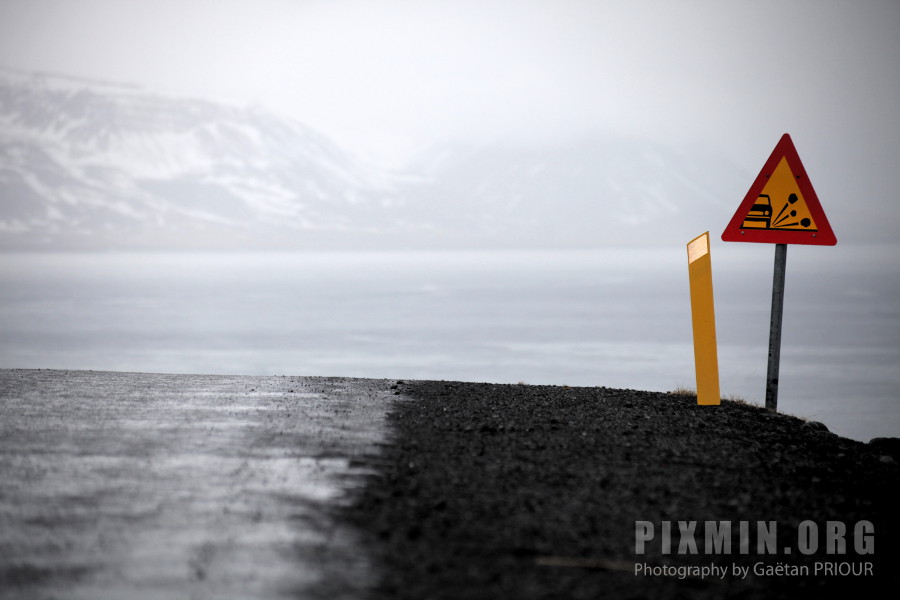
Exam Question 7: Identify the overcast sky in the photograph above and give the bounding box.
[1,0,898,240]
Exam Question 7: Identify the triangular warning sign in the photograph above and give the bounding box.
[722,134,836,245]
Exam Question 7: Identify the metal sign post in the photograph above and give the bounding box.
[765,243,787,411]
[721,134,836,413]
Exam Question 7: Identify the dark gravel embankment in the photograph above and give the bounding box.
[342,381,900,599]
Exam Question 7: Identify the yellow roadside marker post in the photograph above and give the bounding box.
[687,232,720,405]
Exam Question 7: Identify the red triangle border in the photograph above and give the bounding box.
[722,134,836,245]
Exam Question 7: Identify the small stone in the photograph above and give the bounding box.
[868,437,900,452]
[801,420,829,433]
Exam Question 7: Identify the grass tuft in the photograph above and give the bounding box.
[722,393,758,406]
[669,385,697,398]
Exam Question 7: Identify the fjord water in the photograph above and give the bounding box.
[1,246,896,442]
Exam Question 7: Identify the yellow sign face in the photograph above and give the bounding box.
[740,157,818,232]
[723,133,835,245]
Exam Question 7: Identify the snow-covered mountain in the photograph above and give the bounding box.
[0,69,748,250]
[398,137,749,248]
[0,70,414,250]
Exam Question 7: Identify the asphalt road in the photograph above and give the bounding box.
[0,369,393,600]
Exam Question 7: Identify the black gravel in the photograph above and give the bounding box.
[341,380,900,599]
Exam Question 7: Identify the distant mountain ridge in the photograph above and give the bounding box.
[0,70,748,250]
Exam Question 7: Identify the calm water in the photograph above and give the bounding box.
[1,246,897,442]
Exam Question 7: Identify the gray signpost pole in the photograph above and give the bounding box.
[765,243,788,411]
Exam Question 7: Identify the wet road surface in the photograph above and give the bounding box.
[0,369,393,599]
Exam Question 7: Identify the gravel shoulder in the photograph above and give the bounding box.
[343,380,900,599]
